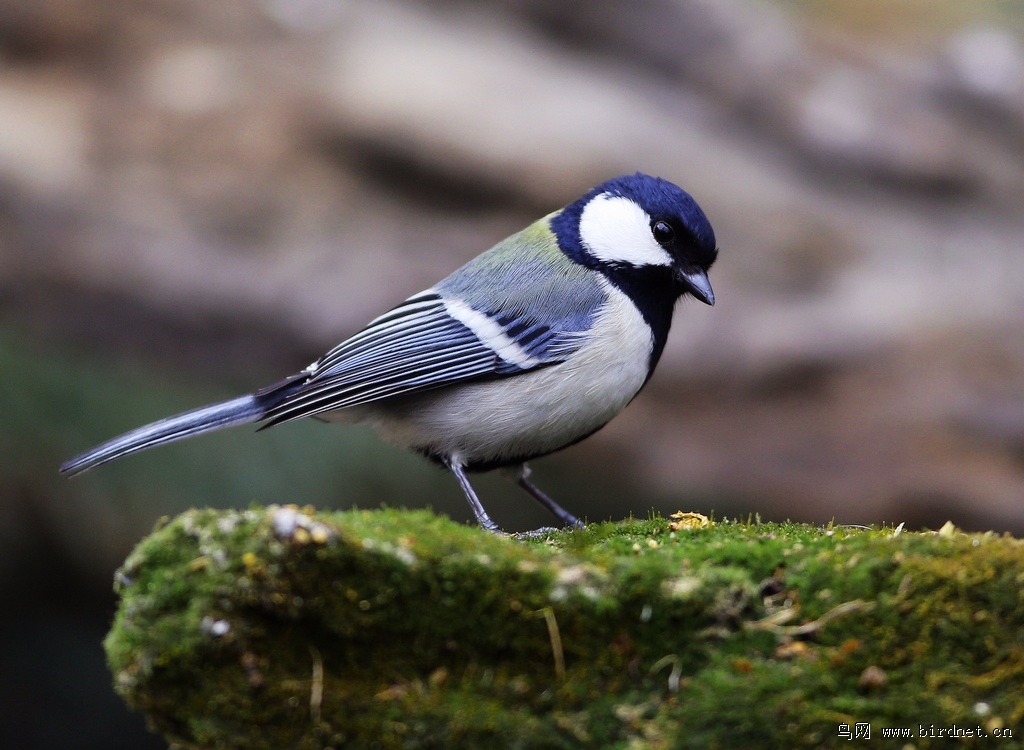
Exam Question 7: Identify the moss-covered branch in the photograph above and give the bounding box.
[106,508,1023,749]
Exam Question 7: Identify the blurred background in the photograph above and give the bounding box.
[2,0,1023,746]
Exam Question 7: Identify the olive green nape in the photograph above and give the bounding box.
[448,214,567,273]
[106,508,1024,749]
[436,212,606,323]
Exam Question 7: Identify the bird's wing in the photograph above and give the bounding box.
[261,220,609,426]
[260,286,601,426]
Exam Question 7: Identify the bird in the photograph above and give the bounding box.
[61,173,718,534]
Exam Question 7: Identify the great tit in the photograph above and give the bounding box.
[61,172,718,533]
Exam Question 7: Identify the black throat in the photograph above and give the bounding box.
[600,263,678,376]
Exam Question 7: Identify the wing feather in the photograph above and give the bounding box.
[262,293,526,425]
[261,221,611,426]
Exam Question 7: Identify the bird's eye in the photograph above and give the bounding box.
[652,220,675,245]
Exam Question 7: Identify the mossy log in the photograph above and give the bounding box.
[106,507,1023,749]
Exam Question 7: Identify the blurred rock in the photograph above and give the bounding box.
[0,71,89,195]
[795,64,973,191]
[490,0,809,118]
[943,25,1024,112]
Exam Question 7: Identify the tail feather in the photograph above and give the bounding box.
[60,395,265,476]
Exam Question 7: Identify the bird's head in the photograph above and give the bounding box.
[552,173,718,306]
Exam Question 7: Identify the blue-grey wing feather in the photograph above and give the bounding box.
[262,292,495,424]
[262,219,608,426]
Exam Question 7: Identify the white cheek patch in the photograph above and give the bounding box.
[578,193,673,267]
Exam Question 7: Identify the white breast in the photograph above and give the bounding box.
[341,281,654,466]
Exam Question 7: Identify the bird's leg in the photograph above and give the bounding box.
[506,463,584,529]
[445,459,503,534]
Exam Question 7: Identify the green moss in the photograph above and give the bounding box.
[106,510,1024,749]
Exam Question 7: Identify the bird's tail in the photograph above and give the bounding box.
[60,374,307,476]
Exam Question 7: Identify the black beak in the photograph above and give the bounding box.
[678,268,715,306]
